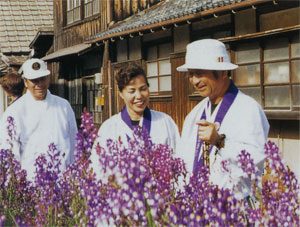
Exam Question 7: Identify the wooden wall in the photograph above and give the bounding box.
[113,0,160,22]
[53,1,108,49]
[168,54,200,133]
[169,55,189,133]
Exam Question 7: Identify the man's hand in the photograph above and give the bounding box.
[196,120,221,146]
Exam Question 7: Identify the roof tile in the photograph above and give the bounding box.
[2,47,11,52]
[87,0,247,42]
[0,0,53,54]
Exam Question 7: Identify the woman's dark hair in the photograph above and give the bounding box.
[0,72,25,97]
[116,64,149,91]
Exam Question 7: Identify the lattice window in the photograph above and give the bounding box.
[68,78,83,120]
[84,0,100,18]
[67,0,81,24]
[146,43,172,95]
[234,35,300,110]
[83,77,103,127]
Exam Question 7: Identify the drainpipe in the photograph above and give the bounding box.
[108,59,112,117]
[102,40,113,118]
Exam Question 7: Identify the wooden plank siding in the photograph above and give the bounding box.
[148,100,173,118]
[112,0,161,22]
[169,54,189,133]
[54,6,105,49]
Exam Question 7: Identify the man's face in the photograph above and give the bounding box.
[24,75,50,100]
[188,69,227,101]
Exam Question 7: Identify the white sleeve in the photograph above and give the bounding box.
[0,113,11,149]
[175,112,198,175]
[165,115,180,152]
[68,105,78,164]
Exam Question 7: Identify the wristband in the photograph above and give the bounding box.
[216,134,226,150]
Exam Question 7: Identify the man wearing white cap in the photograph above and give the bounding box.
[0,58,77,180]
[177,39,269,197]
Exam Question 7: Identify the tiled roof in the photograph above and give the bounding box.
[0,54,28,75]
[0,0,53,53]
[86,0,248,42]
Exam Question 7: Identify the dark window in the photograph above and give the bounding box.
[68,78,83,119]
[83,78,103,127]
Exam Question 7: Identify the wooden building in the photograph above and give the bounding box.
[45,0,300,179]
[43,0,161,126]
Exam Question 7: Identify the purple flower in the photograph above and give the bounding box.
[1,114,299,226]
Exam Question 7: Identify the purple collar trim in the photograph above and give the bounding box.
[11,96,21,104]
[193,81,239,173]
[121,106,151,133]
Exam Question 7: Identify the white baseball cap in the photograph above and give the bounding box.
[177,39,238,72]
[19,58,50,80]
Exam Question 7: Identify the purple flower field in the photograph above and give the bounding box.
[0,111,299,226]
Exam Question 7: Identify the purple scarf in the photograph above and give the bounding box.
[193,81,239,173]
[121,106,151,134]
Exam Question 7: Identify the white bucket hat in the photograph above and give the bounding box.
[19,58,50,80]
[177,39,238,72]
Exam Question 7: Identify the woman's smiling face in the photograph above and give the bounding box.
[120,75,150,120]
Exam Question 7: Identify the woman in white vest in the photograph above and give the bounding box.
[90,64,179,177]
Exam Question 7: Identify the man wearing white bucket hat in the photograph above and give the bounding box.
[0,58,77,180]
[177,39,269,198]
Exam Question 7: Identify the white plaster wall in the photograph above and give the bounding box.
[268,137,300,181]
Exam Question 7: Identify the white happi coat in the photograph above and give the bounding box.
[178,90,269,196]
[90,109,180,177]
[0,90,77,180]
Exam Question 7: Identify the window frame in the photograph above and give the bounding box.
[84,0,100,19]
[82,77,103,127]
[231,31,300,112]
[144,39,173,96]
[68,78,83,120]
[64,0,100,26]
[67,0,82,25]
